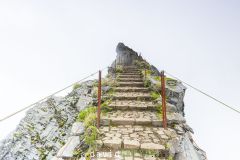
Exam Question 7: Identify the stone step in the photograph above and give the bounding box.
[113,92,151,101]
[118,78,143,82]
[120,72,142,75]
[101,111,186,126]
[115,87,149,92]
[109,100,156,110]
[118,82,144,87]
[97,125,178,154]
[123,69,140,72]
[123,66,138,69]
[118,75,143,79]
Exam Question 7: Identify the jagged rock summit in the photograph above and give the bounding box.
[0,43,207,160]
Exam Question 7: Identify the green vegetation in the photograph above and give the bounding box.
[77,106,97,122]
[167,155,174,160]
[150,91,160,100]
[31,132,40,144]
[13,132,23,138]
[58,139,66,146]
[85,150,92,160]
[156,104,162,114]
[154,76,161,81]
[73,149,82,158]
[115,65,123,73]
[84,126,98,147]
[76,105,99,154]
[101,100,112,113]
[37,147,47,160]
[73,83,81,90]
[134,60,151,69]
[57,118,66,128]
[144,79,151,88]
[84,112,97,128]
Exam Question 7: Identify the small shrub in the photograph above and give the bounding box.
[151,91,160,100]
[101,100,112,113]
[156,104,162,114]
[77,106,97,122]
[144,79,151,88]
[73,149,82,158]
[154,76,161,81]
[134,60,150,69]
[115,65,123,73]
[84,126,98,147]
[167,155,174,160]
[84,112,97,128]
[73,83,81,90]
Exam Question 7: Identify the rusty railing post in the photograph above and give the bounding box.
[160,71,167,129]
[97,70,102,128]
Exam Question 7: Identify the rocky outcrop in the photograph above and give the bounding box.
[0,81,94,160]
[115,42,141,66]
[0,43,207,160]
[110,43,142,70]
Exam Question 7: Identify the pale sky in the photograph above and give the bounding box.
[0,1,240,159]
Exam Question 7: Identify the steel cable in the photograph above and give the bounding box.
[164,71,240,114]
[0,66,108,122]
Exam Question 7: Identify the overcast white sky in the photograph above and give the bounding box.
[0,0,240,159]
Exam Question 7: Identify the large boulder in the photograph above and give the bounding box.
[111,43,143,68]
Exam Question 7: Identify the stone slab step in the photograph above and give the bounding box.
[113,92,151,101]
[123,66,138,69]
[101,110,160,126]
[101,111,186,126]
[115,87,149,92]
[118,82,144,87]
[97,125,178,152]
[118,78,143,82]
[123,70,141,73]
[119,74,142,77]
[109,100,156,110]
[118,75,143,79]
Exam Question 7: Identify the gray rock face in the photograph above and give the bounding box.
[166,81,187,116]
[0,81,94,160]
[175,134,207,160]
[70,122,84,136]
[110,43,142,69]
[115,42,140,66]
[56,136,80,158]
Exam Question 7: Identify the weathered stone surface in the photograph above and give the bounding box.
[71,122,84,136]
[57,136,80,158]
[109,100,155,110]
[0,81,94,160]
[96,140,103,148]
[123,139,140,149]
[51,156,64,160]
[140,143,165,151]
[114,42,141,66]
[103,139,122,149]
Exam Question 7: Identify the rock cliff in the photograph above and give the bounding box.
[0,81,94,160]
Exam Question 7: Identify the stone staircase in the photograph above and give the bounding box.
[97,66,178,160]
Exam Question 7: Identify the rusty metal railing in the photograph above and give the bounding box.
[160,71,167,129]
[97,70,102,128]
